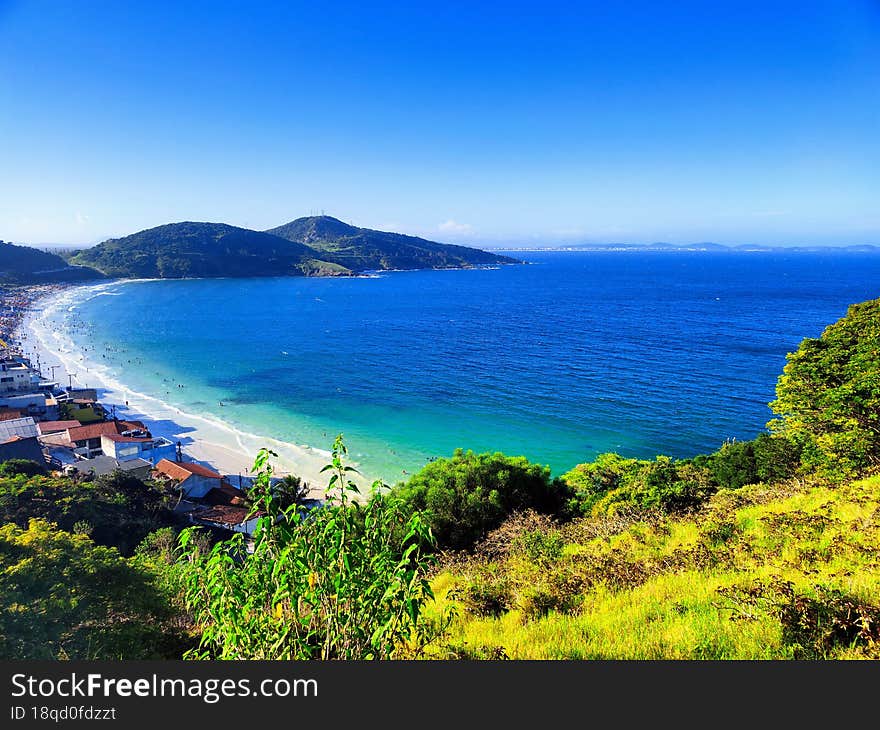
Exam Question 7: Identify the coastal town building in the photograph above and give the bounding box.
[0,416,45,468]
[0,416,39,441]
[0,357,42,394]
[0,434,46,468]
[37,419,81,436]
[186,503,261,535]
[153,458,228,498]
[63,455,152,480]
[65,387,98,402]
[153,458,264,536]
[100,431,175,465]
[38,419,147,459]
[0,392,59,421]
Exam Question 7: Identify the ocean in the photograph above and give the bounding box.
[33,250,880,484]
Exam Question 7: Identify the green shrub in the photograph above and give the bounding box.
[703,434,802,490]
[0,472,176,556]
[459,569,512,617]
[392,449,571,551]
[718,579,880,659]
[512,528,565,564]
[564,455,714,517]
[0,459,45,477]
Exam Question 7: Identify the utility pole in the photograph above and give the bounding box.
[68,373,77,390]
[48,365,60,381]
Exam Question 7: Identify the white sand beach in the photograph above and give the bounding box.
[18,283,368,496]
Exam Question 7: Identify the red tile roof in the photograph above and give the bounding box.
[192,504,259,527]
[38,420,82,435]
[154,459,222,482]
[66,420,145,443]
[204,482,246,506]
[0,410,24,421]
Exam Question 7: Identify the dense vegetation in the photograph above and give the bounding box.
[0,240,102,283]
[67,216,516,279]
[427,474,880,658]
[390,450,570,550]
[267,215,518,271]
[770,298,880,478]
[0,520,190,659]
[0,296,878,660]
[0,467,177,555]
[68,222,350,278]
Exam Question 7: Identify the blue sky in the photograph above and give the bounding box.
[0,0,878,247]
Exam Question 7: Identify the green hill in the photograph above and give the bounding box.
[266,215,519,271]
[0,240,103,284]
[68,222,350,279]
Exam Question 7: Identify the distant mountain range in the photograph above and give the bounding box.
[66,216,519,280]
[5,221,877,286]
[502,241,879,253]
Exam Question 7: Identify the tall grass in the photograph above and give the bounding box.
[428,475,880,659]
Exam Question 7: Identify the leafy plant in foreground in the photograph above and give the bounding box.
[179,436,444,659]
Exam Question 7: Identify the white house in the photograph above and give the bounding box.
[0,358,41,394]
[100,432,176,465]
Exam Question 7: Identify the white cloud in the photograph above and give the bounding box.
[437,219,473,236]
[75,212,90,225]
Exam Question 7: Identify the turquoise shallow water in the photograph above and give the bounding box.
[45,251,880,483]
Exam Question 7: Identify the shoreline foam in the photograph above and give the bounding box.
[19,281,367,495]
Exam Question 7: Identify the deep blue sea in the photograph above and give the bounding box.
[51,251,880,482]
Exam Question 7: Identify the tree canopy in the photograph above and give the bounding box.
[770,297,880,477]
[392,449,569,550]
[0,520,187,659]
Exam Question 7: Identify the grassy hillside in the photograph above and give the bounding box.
[0,240,102,283]
[69,222,350,278]
[267,215,519,271]
[426,473,880,659]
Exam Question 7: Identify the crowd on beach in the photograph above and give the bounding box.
[0,283,69,349]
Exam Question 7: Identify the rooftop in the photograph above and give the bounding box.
[155,458,222,482]
[102,433,154,443]
[37,419,81,435]
[66,455,152,478]
[204,482,246,506]
[65,419,146,442]
[192,504,261,527]
[0,416,38,441]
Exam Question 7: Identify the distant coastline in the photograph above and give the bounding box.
[495,243,880,253]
